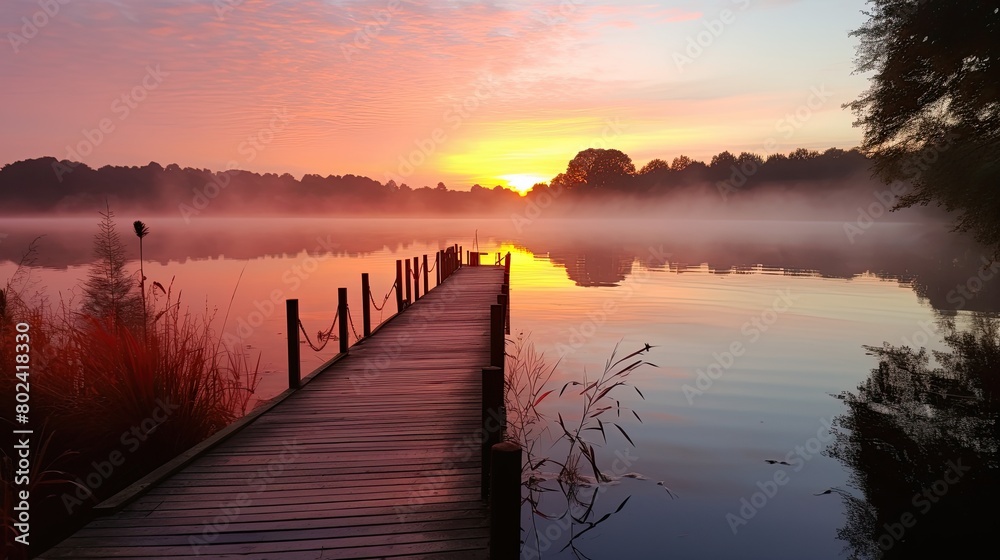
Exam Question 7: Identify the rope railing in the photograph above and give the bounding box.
[346,305,362,342]
[286,250,467,388]
[370,278,396,312]
[297,306,339,352]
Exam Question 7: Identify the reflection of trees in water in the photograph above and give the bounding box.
[828,314,1000,559]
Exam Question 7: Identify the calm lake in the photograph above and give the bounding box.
[2,216,997,559]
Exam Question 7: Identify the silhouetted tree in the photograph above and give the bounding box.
[788,148,820,160]
[670,155,694,171]
[82,204,141,325]
[846,0,1000,254]
[559,148,636,190]
[709,151,738,169]
[638,158,669,175]
[736,152,764,168]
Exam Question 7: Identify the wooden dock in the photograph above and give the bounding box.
[41,255,515,559]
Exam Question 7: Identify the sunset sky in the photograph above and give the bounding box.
[1,0,871,193]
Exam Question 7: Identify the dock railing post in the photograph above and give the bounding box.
[405,258,412,304]
[422,254,429,293]
[413,256,420,300]
[490,304,504,371]
[338,287,349,354]
[490,442,522,560]
[286,299,300,389]
[361,273,371,338]
[504,252,511,285]
[481,366,503,499]
[459,245,463,266]
[501,285,510,334]
[435,251,441,286]
[395,259,404,313]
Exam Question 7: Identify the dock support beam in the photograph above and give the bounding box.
[361,273,371,338]
[338,287,349,354]
[490,304,504,370]
[395,259,404,313]
[286,299,300,389]
[405,259,412,305]
[423,254,429,294]
[489,442,522,560]
[481,366,504,500]
[413,256,420,300]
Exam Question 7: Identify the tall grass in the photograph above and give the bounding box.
[504,333,655,558]
[1,247,260,553]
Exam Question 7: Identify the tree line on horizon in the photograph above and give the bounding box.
[0,147,875,216]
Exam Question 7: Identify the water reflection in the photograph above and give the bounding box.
[828,314,1000,558]
[2,218,998,312]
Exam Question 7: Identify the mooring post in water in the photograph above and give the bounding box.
[490,442,522,560]
[286,299,300,389]
[422,254,429,292]
[395,259,404,313]
[338,287,349,354]
[481,366,504,500]
[361,273,371,338]
[413,256,420,300]
[405,258,412,304]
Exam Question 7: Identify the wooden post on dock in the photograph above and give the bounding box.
[490,304,504,371]
[395,260,404,313]
[413,256,420,300]
[338,288,349,354]
[286,299,301,389]
[490,442,522,559]
[361,273,371,337]
[481,366,503,499]
[422,254,429,293]
[405,259,412,304]
[435,252,441,286]
[498,293,510,336]
[503,252,511,285]
[459,245,463,266]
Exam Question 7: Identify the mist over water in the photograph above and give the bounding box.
[2,202,995,559]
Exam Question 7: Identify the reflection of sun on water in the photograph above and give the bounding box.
[500,174,548,195]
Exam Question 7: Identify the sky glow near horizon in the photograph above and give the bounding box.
[1,0,872,192]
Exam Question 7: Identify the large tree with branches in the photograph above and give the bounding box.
[846,0,999,253]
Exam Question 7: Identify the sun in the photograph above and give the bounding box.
[500,173,548,195]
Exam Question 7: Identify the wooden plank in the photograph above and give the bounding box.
[40,266,505,559]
